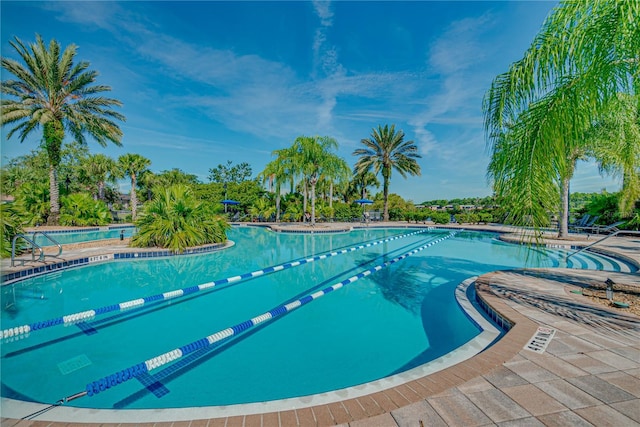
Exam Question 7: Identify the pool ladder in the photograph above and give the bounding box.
[11,232,62,267]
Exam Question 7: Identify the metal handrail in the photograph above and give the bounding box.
[31,231,63,258]
[566,229,640,259]
[11,234,44,267]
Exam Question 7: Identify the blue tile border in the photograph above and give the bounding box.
[24,227,100,235]
[2,257,91,284]
[1,242,228,285]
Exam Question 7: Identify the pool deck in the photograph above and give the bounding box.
[2,222,639,426]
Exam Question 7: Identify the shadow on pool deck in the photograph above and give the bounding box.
[2,223,639,426]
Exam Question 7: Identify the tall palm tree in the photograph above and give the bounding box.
[290,135,346,226]
[83,154,117,201]
[1,35,125,224]
[259,152,292,222]
[483,1,639,237]
[321,154,351,210]
[118,153,151,220]
[353,124,421,221]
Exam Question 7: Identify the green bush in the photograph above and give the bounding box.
[131,185,230,252]
[478,212,494,223]
[60,193,112,226]
[14,181,49,226]
[334,203,355,221]
[455,213,480,224]
[429,211,450,224]
[388,207,404,221]
[1,202,26,258]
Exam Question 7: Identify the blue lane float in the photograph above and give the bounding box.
[2,228,436,339]
[83,230,459,398]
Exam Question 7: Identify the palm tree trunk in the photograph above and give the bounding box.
[382,167,390,221]
[311,182,316,226]
[130,175,138,220]
[558,176,570,238]
[329,182,333,209]
[98,181,105,201]
[44,120,63,225]
[303,180,308,222]
[48,165,60,225]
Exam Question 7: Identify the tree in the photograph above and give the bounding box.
[156,168,200,188]
[483,1,639,237]
[350,170,380,200]
[353,124,421,221]
[319,154,351,210]
[118,153,150,220]
[1,35,125,224]
[138,170,159,202]
[586,93,640,215]
[82,154,118,201]
[259,154,291,222]
[289,135,347,225]
[209,160,252,184]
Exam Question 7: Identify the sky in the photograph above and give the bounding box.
[1,1,620,203]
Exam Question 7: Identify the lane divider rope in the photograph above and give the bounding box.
[3,228,436,339]
[82,230,459,398]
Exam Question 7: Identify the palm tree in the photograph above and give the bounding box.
[353,124,421,221]
[132,184,230,253]
[320,154,351,210]
[483,1,639,237]
[138,170,159,202]
[259,153,291,222]
[586,93,640,216]
[290,136,346,226]
[83,154,118,201]
[351,170,380,200]
[118,153,151,220]
[1,35,125,225]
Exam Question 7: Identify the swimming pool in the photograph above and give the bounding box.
[32,226,136,246]
[1,226,634,415]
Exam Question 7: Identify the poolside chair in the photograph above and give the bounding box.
[575,220,626,236]
[571,215,599,232]
[568,214,591,231]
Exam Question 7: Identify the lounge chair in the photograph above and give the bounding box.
[568,214,591,231]
[576,220,626,236]
[571,215,599,232]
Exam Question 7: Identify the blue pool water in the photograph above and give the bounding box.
[32,227,136,246]
[0,227,634,410]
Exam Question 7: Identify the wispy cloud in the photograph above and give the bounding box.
[409,12,497,157]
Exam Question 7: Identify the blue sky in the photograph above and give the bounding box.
[1,1,619,203]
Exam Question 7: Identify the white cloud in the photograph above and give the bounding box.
[407,12,498,169]
[428,14,493,75]
[312,0,334,26]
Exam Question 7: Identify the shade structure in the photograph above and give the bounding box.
[221,199,240,213]
[354,198,373,204]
